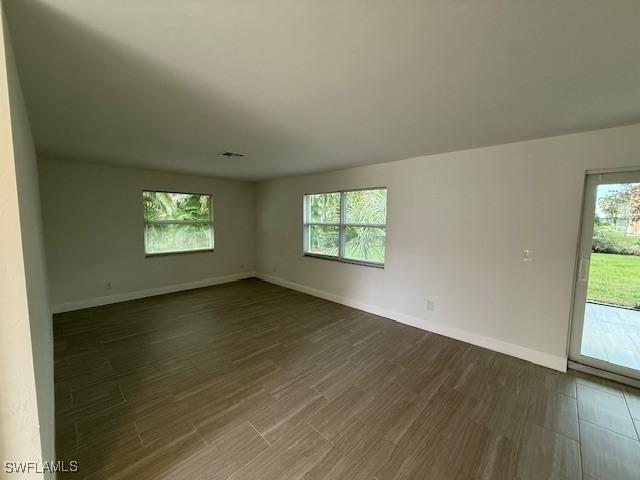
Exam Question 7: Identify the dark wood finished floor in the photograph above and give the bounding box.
[54,279,640,479]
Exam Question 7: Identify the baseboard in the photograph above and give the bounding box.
[256,272,568,372]
[51,271,256,314]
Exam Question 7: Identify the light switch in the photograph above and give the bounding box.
[522,249,534,262]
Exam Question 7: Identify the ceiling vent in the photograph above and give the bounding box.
[220,151,245,158]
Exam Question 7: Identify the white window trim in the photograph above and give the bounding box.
[143,190,214,257]
[303,187,386,268]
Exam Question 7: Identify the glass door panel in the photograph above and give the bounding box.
[569,171,640,380]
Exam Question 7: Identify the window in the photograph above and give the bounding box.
[143,191,213,255]
[303,188,386,266]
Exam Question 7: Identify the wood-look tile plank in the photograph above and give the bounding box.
[577,383,638,439]
[487,354,541,398]
[307,386,376,441]
[249,387,328,444]
[526,389,580,441]
[443,420,518,480]
[135,400,196,449]
[303,421,395,480]
[309,359,369,400]
[55,422,77,453]
[374,388,468,479]
[406,417,496,480]
[57,381,126,422]
[157,422,269,480]
[580,420,640,480]
[476,433,517,480]
[52,279,639,479]
[62,434,144,477]
[515,422,581,480]
[544,370,577,399]
[356,382,427,444]
[464,384,530,442]
[193,387,277,443]
[230,421,332,480]
[86,430,206,480]
[353,358,406,395]
[76,414,141,452]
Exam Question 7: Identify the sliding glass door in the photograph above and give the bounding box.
[569,170,640,381]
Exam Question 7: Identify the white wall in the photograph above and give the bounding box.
[1,7,53,477]
[256,124,640,371]
[40,158,256,312]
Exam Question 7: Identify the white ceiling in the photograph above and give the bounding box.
[5,0,640,180]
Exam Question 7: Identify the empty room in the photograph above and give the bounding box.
[2,0,640,479]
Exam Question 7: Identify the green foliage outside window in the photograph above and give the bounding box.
[305,189,386,264]
[344,189,386,263]
[144,191,210,221]
[143,191,213,254]
[308,225,340,256]
[307,192,340,223]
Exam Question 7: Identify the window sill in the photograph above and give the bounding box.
[145,248,214,258]
[303,252,384,269]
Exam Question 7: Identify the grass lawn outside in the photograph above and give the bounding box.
[587,253,640,308]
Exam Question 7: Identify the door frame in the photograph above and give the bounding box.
[568,167,640,383]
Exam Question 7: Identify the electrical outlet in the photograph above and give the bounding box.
[427,300,435,311]
[522,249,534,262]
[105,281,112,290]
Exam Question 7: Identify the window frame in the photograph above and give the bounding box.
[143,189,214,257]
[303,187,387,268]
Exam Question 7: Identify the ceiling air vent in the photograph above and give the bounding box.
[220,151,245,158]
